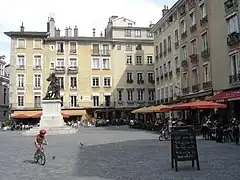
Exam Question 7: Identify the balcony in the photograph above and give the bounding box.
[17,86,25,90]
[188,0,196,10]
[126,79,133,84]
[181,60,188,68]
[55,66,65,74]
[149,79,155,84]
[203,81,212,90]
[164,72,168,78]
[192,84,200,93]
[224,0,238,13]
[180,5,186,16]
[169,71,173,78]
[16,65,25,70]
[67,66,78,74]
[57,50,64,54]
[229,74,240,84]
[181,31,187,39]
[201,48,210,58]
[190,24,197,33]
[200,16,208,26]
[175,41,179,49]
[227,32,240,46]
[137,79,144,84]
[182,87,189,94]
[33,65,41,70]
[176,67,180,74]
[190,54,198,64]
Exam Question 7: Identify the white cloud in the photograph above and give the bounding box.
[0,0,176,60]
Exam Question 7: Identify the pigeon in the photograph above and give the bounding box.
[80,142,84,147]
[52,156,56,160]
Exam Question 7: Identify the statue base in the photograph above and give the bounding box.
[22,99,77,136]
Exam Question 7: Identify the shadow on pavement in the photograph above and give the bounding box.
[23,159,36,164]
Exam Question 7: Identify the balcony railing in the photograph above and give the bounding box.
[200,16,208,26]
[33,65,42,70]
[156,77,160,83]
[175,41,179,49]
[55,66,65,74]
[164,72,168,78]
[181,31,187,39]
[192,84,200,93]
[181,60,188,68]
[160,75,164,80]
[182,87,189,94]
[126,79,133,84]
[190,54,198,64]
[203,81,212,90]
[169,71,173,78]
[188,0,196,10]
[137,80,144,84]
[227,32,240,46]
[229,74,240,84]
[224,0,238,13]
[16,65,25,70]
[176,67,180,74]
[201,48,210,58]
[155,54,159,61]
[67,66,78,74]
[190,24,197,33]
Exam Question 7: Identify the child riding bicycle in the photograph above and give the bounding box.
[35,129,48,152]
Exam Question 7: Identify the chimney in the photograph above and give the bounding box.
[55,28,60,37]
[162,5,169,17]
[68,26,72,37]
[93,28,96,37]
[49,17,55,37]
[74,26,78,37]
[65,27,68,37]
[20,22,24,32]
[47,18,50,32]
[100,31,103,37]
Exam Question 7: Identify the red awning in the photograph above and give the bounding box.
[31,112,70,119]
[209,89,240,102]
[11,114,30,119]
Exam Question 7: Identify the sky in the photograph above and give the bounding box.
[0,0,177,62]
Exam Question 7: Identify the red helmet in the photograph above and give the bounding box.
[39,129,47,135]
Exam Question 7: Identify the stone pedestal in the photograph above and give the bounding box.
[22,99,77,136]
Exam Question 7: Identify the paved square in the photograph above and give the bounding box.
[0,126,240,180]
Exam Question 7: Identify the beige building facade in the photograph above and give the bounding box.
[5,16,154,116]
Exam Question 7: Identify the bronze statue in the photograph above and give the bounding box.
[43,73,60,100]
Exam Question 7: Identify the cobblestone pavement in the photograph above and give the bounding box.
[0,126,240,180]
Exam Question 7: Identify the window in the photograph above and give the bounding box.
[17,74,24,88]
[102,58,110,69]
[127,72,133,80]
[137,89,144,101]
[102,45,109,55]
[126,55,132,64]
[169,85,173,97]
[117,44,121,50]
[34,96,41,108]
[118,90,122,101]
[228,15,239,34]
[155,45,159,55]
[127,90,133,101]
[137,72,143,81]
[180,20,186,32]
[69,42,77,54]
[57,77,64,89]
[50,62,55,69]
[230,53,240,75]
[136,56,142,64]
[201,33,208,50]
[191,39,197,54]
[126,44,132,51]
[92,77,100,87]
[190,11,196,26]
[17,54,25,68]
[163,39,167,52]
[147,31,153,37]
[148,72,154,82]
[160,66,163,75]
[168,61,171,72]
[69,58,77,67]
[60,96,63,107]
[175,29,179,42]
[147,56,153,64]
[93,96,99,106]
[165,87,169,98]
[34,74,41,88]
[155,67,159,77]
[17,95,24,107]
[203,63,210,82]
[148,89,155,101]
[168,35,172,51]
[56,42,64,53]
[17,39,26,48]
[161,88,164,100]
[33,39,42,49]
[135,30,141,37]
[34,55,42,68]
[3,88,7,104]
[183,72,188,87]
[125,29,131,37]
[136,44,142,50]
[92,44,100,54]
[103,77,111,87]
[56,59,64,67]
[175,56,179,67]
[163,64,167,73]
[70,77,77,88]
[70,96,77,107]
[200,3,206,18]
[192,69,198,85]
[182,45,188,60]
[92,58,100,69]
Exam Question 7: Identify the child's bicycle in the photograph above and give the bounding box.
[34,143,47,165]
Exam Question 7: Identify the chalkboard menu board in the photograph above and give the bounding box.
[171,126,200,172]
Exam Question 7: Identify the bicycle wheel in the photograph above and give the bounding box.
[40,152,46,165]
[33,151,39,163]
[159,134,164,141]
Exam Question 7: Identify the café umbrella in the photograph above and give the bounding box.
[147,105,171,113]
[131,107,150,114]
